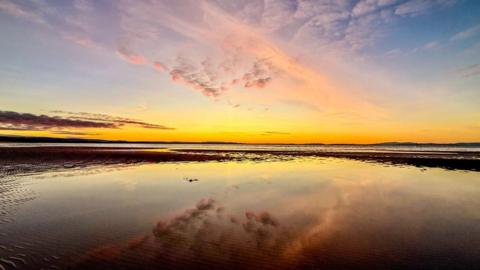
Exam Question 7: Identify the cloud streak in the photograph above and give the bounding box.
[450,24,480,41]
[0,110,116,131]
[51,111,175,130]
[263,131,291,135]
[453,64,480,78]
[117,45,148,65]
[50,130,101,136]
[0,0,47,25]
[0,110,174,132]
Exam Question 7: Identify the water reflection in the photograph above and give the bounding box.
[1,158,479,269]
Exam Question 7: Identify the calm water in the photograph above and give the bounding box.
[1,156,480,269]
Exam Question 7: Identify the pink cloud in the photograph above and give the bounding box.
[153,61,167,72]
[117,46,147,65]
[63,34,96,48]
[168,58,227,97]
[0,1,46,25]
[244,77,271,88]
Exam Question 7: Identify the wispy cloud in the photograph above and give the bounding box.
[0,0,460,61]
[0,0,103,50]
[262,131,291,136]
[163,54,277,97]
[450,24,480,41]
[353,0,399,17]
[394,0,456,16]
[63,33,96,49]
[423,40,440,50]
[168,57,228,97]
[241,59,275,89]
[0,110,174,132]
[283,100,322,112]
[153,61,167,72]
[51,130,101,136]
[0,0,465,127]
[0,0,47,25]
[384,48,404,58]
[0,110,116,131]
[51,111,175,130]
[117,45,148,65]
[453,64,480,78]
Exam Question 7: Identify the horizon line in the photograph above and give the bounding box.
[1,135,480,146]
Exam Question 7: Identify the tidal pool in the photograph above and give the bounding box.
[1,157,479,269]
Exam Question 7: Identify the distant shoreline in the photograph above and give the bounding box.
[1,135,480,147]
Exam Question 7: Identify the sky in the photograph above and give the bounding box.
[0,0,479,144]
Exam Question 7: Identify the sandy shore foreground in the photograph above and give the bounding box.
[0,146,479,178]
[0,147,227,177]
[0,146,226,163]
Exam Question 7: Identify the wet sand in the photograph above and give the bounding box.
[0,147,228,178]
[177,149,480,171]
[0,147,228,164]
[1,146,480,179]
[1,147,480,269]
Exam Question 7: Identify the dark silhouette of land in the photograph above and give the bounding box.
[1,135,480,147]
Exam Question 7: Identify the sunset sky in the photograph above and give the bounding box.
[0,0,479,143]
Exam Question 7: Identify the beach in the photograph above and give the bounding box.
[1,144,480,269]
[2,1,479,269]
[1,146,479,178]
